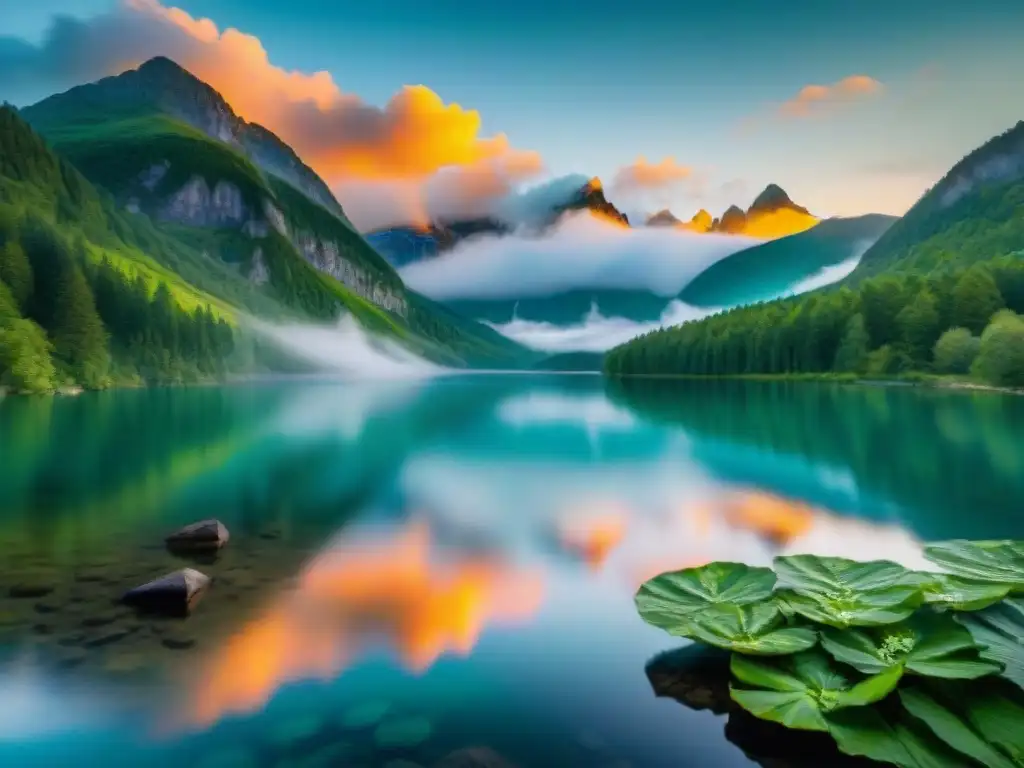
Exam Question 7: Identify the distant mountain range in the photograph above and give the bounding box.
[366,176,629,267]
[645,183,818,238]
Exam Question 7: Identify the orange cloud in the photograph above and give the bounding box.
[779,75,883,118]
[612,156,694,192]
[184,520,543,727]
[121,0,540,183]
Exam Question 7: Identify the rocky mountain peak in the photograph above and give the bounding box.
[749,183,811,216]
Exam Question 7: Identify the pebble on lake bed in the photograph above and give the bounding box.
[165,519,230,553]
[121,568,210,617]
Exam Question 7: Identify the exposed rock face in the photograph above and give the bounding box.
[248,247,270,285]
[140,161,170,191]
[122,568,210,616]
[939,120,1024,208]
[292,231,407,315]
[563,177,630,226]
[165,519,230,553]
[158,177,249,228]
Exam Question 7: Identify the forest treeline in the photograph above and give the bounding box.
[605,255,1024,387]
[0,211,234,394]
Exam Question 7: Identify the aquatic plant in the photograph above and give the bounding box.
[635,541,1024,768]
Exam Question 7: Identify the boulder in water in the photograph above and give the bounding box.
[165,519,230,553]
[122,568,210,616]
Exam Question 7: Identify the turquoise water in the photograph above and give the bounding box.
[1,375,1023,767]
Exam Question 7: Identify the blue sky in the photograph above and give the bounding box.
[4,0,1024,218]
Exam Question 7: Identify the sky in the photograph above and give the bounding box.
[2,0,1024,223]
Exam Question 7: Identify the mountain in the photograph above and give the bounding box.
[563,177,629,227]
[848,120,1024,280]
[2,60,532,390]
[645,209,682,227]
[606,119,1024,383]
[679,214,897,308]
[643,185,817,239]
[646,208,712,232]
[366,176,628,267]
[707,184,819,238]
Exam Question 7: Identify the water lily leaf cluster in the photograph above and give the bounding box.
[635,540,1024,767]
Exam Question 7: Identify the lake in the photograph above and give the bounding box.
[1,375,1023,767]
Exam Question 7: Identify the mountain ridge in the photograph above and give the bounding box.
[644,183,817,238]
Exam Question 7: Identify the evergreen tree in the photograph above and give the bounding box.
[0,318,57,394]
[859,277,906,348]
[896,289,941,365]
[952,266,1004,334]
[833,313,870,373]
[0,240,32,311]
[51,260,110,388]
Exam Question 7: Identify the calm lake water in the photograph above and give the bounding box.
[1,375,1023,767]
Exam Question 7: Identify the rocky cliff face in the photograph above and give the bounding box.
[157,177,250,228]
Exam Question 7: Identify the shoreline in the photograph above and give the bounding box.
[603,371,1024,397]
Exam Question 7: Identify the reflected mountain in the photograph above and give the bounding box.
[645,645,874,767]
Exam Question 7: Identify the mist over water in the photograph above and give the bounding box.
[400,213,761,300]
[490,300,716,353]
[249,314,442,378]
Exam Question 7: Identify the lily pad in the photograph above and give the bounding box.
[898,683,1022,768]
[772,555,923,628]
[916,572,1012,612]
[820,612,1002,680]
[825,704,977,768]
[678,602,817,656]
[957,598,1024,690]
[729,649,903,732]
[923,540,1024,591]
[635,562,776,635]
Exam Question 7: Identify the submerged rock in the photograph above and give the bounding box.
[166,519,230,553]
[122,568,210,616]
[433,747,518,768]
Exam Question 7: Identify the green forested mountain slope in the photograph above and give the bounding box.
[849,120,1024,279]
[0,102,528,393]
[606,119,1024,386]
[6,59,530,381]
[679,214,896,308]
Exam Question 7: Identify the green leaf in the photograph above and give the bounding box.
[821,612,1002,680]
[957,598,1024,690]
[775,587,920,628]
[923,540,1024,591]
[917,572,1012,612]
[897,684,1024,768]
[729,650,903,732]
[826,705,980,768]
[772,555,924,627]
[681,602,818,655]
[635,562,776,635]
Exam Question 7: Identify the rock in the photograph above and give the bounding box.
[161,635,197,650]
[374,716,432,748]
[165,519,230,553]
[8,583,54,599]
[122,568,210,616]
[340,700,391,729]
[433,747,518,768]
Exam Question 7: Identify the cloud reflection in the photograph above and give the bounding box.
[185,519,543,727]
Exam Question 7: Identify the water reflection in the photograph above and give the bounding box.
[187,519,543,728]
[0,374,1022,766]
